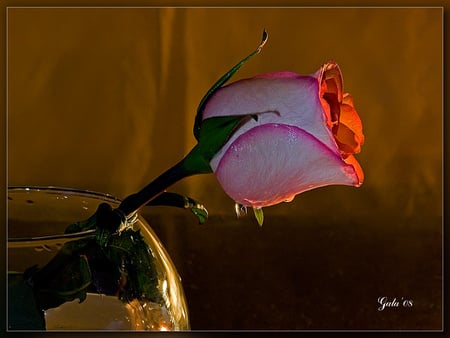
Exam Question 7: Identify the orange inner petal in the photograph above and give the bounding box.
[340,94,364,147]
[319,62,364,159]
[335,123,361,155]
[343,154,364,185]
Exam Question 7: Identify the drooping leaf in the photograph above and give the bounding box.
[191,206,209,225]
[147,191,208,224]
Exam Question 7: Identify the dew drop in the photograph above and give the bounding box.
[284,195,295,203]
[234,203,248,218]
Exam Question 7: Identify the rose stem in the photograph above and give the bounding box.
[116,159,197,218]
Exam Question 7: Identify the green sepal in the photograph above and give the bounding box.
[193,30,268,140]
[184,114,256,175]
[147,192,208,224]
[253,207,264,227]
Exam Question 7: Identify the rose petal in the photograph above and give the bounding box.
[335,122,361,155]
[214,123,361,208]
[318,61,343,102]
[342,154,364,186]
[317,63,364,157]
[253,71,301,79]
[203,75,318,121]
[204,75,338,170]
[338,93,365,152]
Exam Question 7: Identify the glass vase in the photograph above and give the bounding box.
[7,186,190,331]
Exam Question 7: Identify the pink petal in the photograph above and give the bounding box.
[253,71,302,79]
[214,124,361,208]
[204,75,338,170]
[203,75,319,121]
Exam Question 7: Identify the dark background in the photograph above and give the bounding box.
[145,201,441,329]
[7,7,442,330]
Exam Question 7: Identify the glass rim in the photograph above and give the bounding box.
[8,185,123,204]
[7,186,124,248]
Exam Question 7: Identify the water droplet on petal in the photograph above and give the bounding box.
[284,195,295,203]
[234,203,248,218]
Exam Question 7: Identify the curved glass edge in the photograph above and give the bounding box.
[7,186,122,247]
[7,185,123,204]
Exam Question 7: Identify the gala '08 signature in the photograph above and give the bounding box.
[377,296,414,311]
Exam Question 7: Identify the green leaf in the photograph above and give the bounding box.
[193,30,268,140]
[147,192,209,224]
[253,207,264,227]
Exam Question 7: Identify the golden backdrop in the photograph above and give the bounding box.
[7,7,442,330]
[8,7,442,219]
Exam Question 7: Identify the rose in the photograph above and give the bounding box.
[201,61,364,209]
[117,31,364,226]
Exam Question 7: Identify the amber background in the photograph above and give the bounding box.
[7,7,442,330]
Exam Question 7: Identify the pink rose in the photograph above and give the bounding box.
[202,61,364,208]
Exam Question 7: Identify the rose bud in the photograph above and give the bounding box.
[202,61,364,210]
